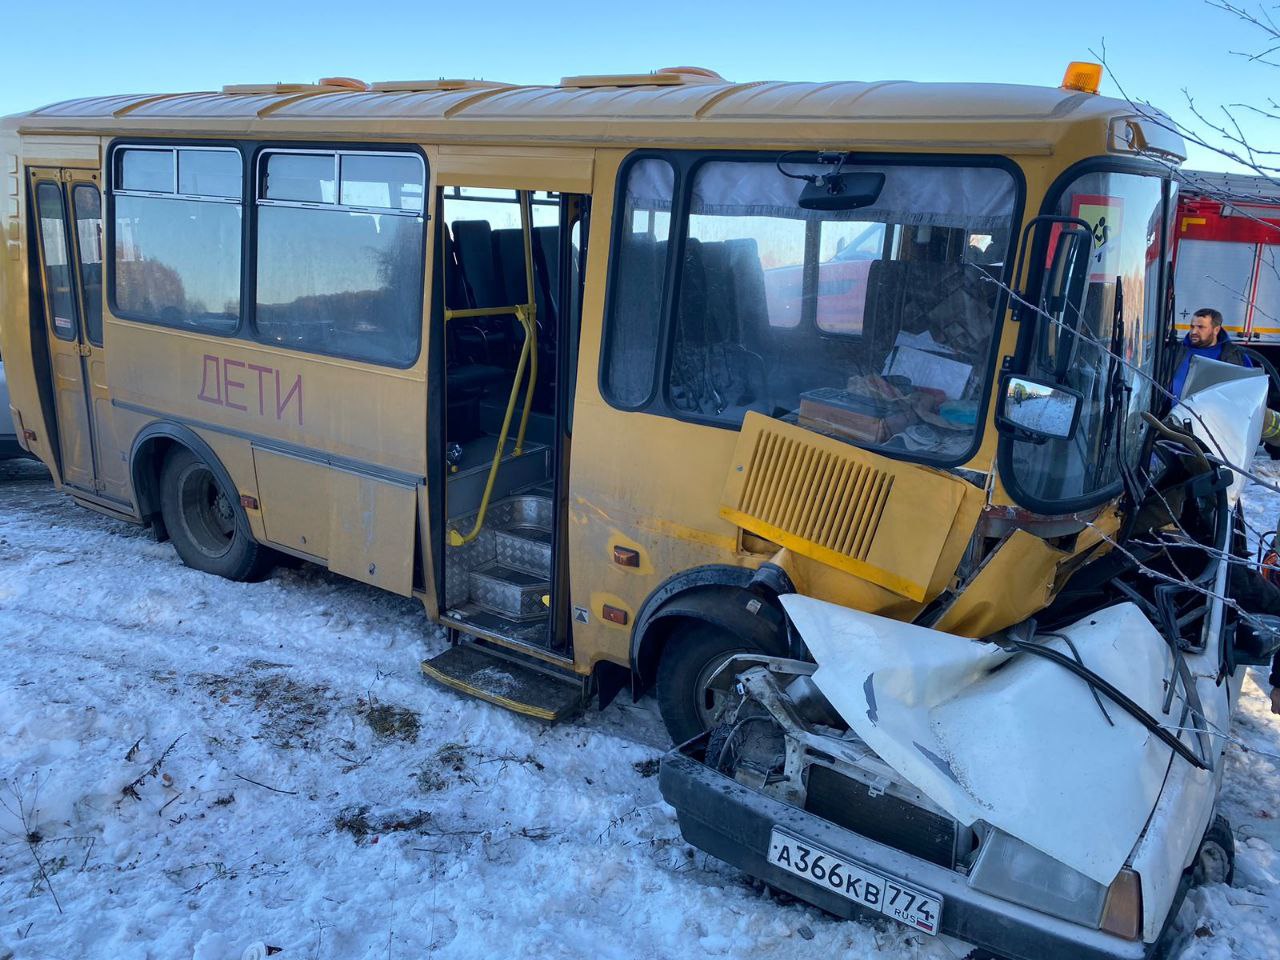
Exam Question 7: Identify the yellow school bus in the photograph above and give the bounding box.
[0,64,1186,741]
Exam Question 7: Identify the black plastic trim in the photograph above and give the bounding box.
[113,398,424,487]
[128,420,253,539]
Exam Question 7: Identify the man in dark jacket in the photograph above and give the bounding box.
[1170,307,1253,398]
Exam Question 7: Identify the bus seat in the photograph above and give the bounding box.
[533,225,561,337]
[452,220,505,309]
[493,226,561,342]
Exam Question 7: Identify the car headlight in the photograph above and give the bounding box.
[968,828,1109,928]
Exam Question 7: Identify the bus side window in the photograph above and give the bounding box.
[112,146,242,334]
[253,150,426,366]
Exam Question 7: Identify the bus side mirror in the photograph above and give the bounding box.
[996,374,1082,443]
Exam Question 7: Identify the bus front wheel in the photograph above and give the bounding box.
[159,447,270,582]
[656,623,768,745]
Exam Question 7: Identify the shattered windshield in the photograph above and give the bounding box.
[603,156,1019,463]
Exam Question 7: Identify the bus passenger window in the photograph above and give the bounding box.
[601,159,673,408]
[112,146,242,333]
[253,151,426,366]
[602,155,1017,465]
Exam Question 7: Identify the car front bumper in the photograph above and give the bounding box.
[659,737,1161,960]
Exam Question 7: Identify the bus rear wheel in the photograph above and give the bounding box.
[160,447,269,581]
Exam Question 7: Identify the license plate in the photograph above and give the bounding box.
[767,828,941,936]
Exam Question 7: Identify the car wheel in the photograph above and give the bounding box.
[1192,814,1235,887]
[160,447,270,582]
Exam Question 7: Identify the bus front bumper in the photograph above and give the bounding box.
[659,738,1157,960]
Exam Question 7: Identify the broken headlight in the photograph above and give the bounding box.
[967,828,1108,928]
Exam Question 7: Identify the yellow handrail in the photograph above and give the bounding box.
[445,190,540,547]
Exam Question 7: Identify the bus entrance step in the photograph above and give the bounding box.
[469,563,550,620]
[420,642,583,722]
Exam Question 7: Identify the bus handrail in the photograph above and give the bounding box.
[445,191,539,547]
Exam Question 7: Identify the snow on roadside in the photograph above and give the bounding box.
[0,458,928,960]
[1,454,1279,960]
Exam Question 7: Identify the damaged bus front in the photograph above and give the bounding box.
[658,107,1280,960]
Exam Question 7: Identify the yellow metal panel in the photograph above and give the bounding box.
[436,147,593,193]
[251,446,417,596]
[252,447,330,558]
[933,530,1068,637]
[327,468,416,596]
[721,412,972,601]
[21,136,100,167]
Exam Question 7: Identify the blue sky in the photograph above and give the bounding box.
[4,0,1270,172]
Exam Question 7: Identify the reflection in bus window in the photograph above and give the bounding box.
[254,151,425,365]
[605,157,1016,464]
[119,149,174,193]
[114,196,242,332]
[1009,171,1165,505]
[112,147,243,333]
[178,149,242,199]
[36,182,78,341]
[72,185,104,346]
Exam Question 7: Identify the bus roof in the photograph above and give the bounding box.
[0,72,1182,160]
[2,72,1183,158]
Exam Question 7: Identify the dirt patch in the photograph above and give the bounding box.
[197,671,335,749]
[633,758,661,779]
[334,805,432,844]
[414,742,472,794]
[363,701,421,743]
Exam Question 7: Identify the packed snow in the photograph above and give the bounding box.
[2,454,1280,960]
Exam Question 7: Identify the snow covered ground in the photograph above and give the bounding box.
[2,454,1280,960]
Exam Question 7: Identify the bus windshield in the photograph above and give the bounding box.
[605,157,1019,463]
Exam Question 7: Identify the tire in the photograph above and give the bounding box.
[656,622,780,745]
[1192,813,1235,887]
[159,447,270,582]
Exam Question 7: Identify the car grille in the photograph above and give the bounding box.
[804,763,956,868]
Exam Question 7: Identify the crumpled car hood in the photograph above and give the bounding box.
[781,595,1176,885]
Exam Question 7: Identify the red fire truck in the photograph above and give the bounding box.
[1173,171,1280,354]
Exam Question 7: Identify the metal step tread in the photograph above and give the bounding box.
[469,562,550,620]
[471,562,549,588]
[500,524,552,544]
[495,525,553,578]
[421,642,582,721]
[443,602,550,647]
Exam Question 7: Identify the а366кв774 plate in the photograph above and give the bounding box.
[767,828,942,936]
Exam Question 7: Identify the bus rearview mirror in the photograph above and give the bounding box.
[798,171,886,211]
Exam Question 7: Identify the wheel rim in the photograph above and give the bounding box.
[176,463,236,560]
[1196,841,1231,886]
[694,650,747,731]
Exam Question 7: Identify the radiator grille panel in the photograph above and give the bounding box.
[736,427,893,563]
[805,764,956,869]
